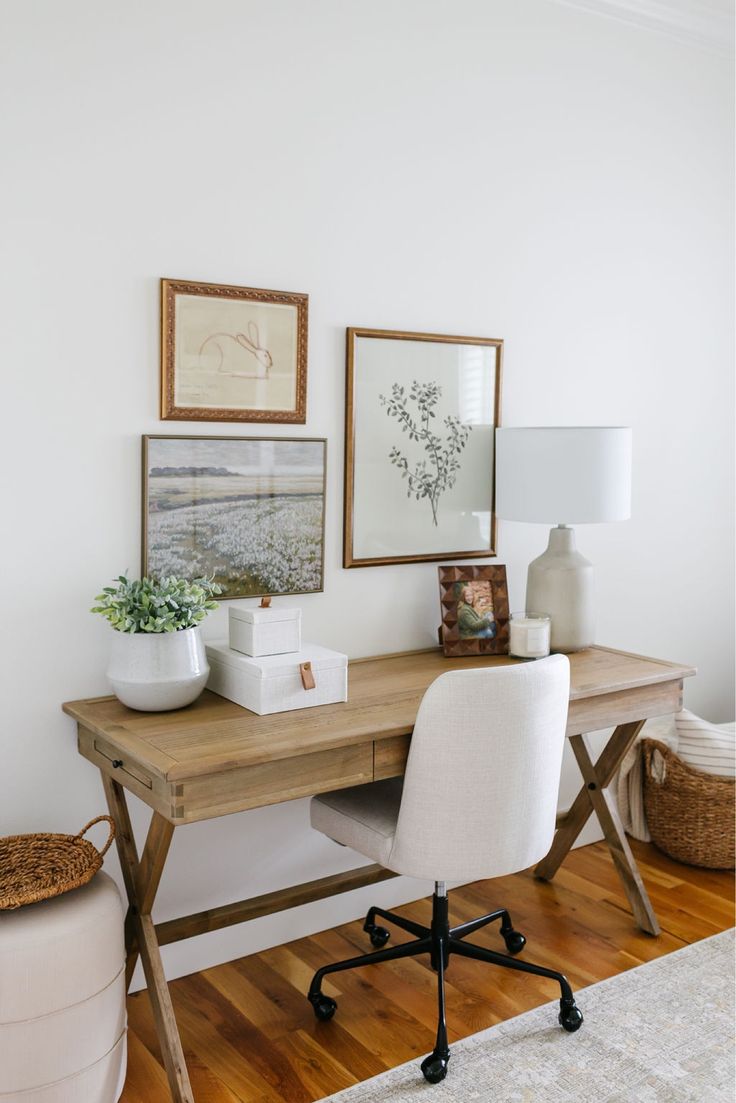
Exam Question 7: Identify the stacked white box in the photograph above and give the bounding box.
[206,641,348,716]
[229,604,301,657]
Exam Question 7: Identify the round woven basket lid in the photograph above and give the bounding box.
[0,816,115,910]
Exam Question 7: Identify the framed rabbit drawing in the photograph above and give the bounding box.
[161,279,308,423]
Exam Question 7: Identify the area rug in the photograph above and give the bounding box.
[321,929,735,1102]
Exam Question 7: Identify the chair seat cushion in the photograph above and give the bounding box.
[311,778,403,866]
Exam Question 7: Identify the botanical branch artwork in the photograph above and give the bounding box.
[380,381,471,526]
[345,327,502,567]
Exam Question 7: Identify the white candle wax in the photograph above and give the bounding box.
[509,616,551,659]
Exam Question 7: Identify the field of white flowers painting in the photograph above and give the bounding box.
[145,438,325,597]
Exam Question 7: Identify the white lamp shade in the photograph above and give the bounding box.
[495,427,632,524]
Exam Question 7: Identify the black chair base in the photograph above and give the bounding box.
[308,889,583,1084]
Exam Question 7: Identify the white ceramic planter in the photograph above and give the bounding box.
[107,626,209,711]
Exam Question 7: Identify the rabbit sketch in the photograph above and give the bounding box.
[199,321,273,378]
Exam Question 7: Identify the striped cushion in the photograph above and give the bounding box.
[675,710,735,778]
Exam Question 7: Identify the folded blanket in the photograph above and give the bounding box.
[616,715,677,842]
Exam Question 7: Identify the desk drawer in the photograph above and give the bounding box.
[93,739,153,789]
[78,727,155,793]
[175,743,373,823]
[374,735,411,780]
[76,726,173,819]
[566,681,683,736]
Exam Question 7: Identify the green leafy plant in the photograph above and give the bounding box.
[91,575,222,634]
[380,381,472,526]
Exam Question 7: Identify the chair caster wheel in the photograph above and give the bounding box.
[365,923,390,948]
[503,929,526,955]
[420,1052,449,1083]
[309,993,337,1021]
[559,999,583,1032]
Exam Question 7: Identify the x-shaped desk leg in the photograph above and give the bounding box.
[102,775,194,1103]
[535,720,660,936]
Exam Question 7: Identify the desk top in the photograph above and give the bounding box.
[63,646,694,785]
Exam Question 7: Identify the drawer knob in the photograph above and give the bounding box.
[112,759,123,769]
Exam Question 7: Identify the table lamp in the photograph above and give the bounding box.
[495,427,632,653]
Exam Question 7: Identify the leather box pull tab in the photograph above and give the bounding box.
[260,596,272,609]
[300,661,316,690]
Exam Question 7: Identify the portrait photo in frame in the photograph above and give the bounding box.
[142,435,326,599]
[438,564,510,656]
[344,327,503,567]
[161,279,308,423]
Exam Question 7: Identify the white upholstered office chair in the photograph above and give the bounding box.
[307,654,583,1083]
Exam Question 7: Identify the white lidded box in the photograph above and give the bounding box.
[229,601,301,657]
[206,642,348,715]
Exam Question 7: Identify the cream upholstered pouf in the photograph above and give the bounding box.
[0,871,127,1103]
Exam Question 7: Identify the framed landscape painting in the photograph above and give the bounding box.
[143,436,325,598]
[160,279,308,423]
[344,327,503,567]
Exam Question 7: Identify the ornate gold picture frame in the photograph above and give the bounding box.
[438,564,510,656]
[161,279,308,423]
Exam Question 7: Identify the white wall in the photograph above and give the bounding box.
[2,0,733,985]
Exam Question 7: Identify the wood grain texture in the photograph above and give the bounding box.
[373,735,411,780]
[63,647,695,790]
[125,813,175,986]
[534,721,662,935]
[103,776,194,1103]
[173,744,373,822]
[120,841,734,1103]
[156,865,399,947]
[535,721,646,882]
[569,731,659,935]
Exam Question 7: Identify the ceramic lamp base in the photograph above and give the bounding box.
[525,526,594,653]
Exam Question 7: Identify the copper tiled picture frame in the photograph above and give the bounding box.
[438,564,509,657]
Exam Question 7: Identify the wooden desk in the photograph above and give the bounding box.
[63,645,694,1103]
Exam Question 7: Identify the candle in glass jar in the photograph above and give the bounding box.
[509,613,551,659]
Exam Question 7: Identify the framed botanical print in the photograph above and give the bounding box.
[142,435,326,598]
[438,565,510,656]
[344,327,503,567]
[161,279,308,423]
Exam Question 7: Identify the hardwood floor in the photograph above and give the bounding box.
[121,841,735,1103]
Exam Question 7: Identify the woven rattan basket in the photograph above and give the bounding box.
[0,816,115,910]
[642,739,735,870]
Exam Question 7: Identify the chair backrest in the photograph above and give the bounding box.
[387,654,570,882]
